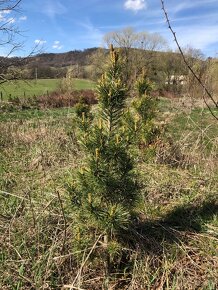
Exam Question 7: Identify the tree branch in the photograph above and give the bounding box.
[160,0,218,121]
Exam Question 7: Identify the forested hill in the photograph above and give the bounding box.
[0,47,215,83]
[0,47,100,69]
[28,47,99,67]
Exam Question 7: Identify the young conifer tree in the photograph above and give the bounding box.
[72,44,138,235]
[121,70,159,157]
[69,46,160,289]
[71,45,138,283]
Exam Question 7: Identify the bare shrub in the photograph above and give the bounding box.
[37,89,97,109]
[155,138,188,168]
[0,89,97,111]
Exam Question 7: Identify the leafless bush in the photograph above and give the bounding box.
[1,89,97,111]
[37,89,97,109]
[155,138,188,168]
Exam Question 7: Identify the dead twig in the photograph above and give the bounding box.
[72,234,103,288]
[62,286,85,290]
[160,0,218,121]
[56,190,67,254]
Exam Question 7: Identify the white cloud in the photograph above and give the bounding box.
[0,9,11,22]
[170,0,218,14]
[43,0,67,18]
[124,0,147,12]
[2,10,11,15]
[52,40,63,50]
[0,15,5,22]
[176,25,218,51]
[160,23,218,56]
[19,15,27,21]
[78,19,103,45]
[34,39,47,45]
[8,17,16,24]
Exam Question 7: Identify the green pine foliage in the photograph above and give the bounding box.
[74,97,91,119]
[71,46,138,239]
[67,46,160,287]
[133,73,160,146]
[121,71,160,158]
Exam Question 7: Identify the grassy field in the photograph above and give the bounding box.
[0,97,217,289]
[72,78,96,90]
[0,78,96,99]
[0,107,75,122]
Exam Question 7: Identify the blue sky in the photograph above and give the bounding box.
[2,0,218,57]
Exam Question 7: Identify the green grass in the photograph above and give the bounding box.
[0,78,96,99]
[167,108,218,153]
[72,78,96,90]
[0,107,75,122]
[0,99,217,289]
[0,79,60,99]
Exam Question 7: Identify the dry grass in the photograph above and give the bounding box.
[0,99,217,289]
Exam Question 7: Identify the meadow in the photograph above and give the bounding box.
[0,78,96,99]
[0,89,217,289]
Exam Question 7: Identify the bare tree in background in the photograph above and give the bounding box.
[0,1,43,86]
[0,0,23,85]
[0,0,22,56]
[160,0,218,120]
[103,27,168,87]
[88,47,108,81]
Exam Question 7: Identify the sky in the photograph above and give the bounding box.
[1,0,218,57]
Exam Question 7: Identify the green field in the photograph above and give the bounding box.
[0,78,96,99]
[72,78,96,90]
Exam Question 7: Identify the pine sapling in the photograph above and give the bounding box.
[70,45,139,286]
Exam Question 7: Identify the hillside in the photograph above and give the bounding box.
[27,47,100,67]
[0,48,99,71]
[0,48,217,100]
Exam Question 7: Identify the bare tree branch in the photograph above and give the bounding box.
[160,0,218,121]
[0,0,21,11]
[0,1,45,86]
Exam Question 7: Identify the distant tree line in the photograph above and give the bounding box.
[1,27,217,99]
